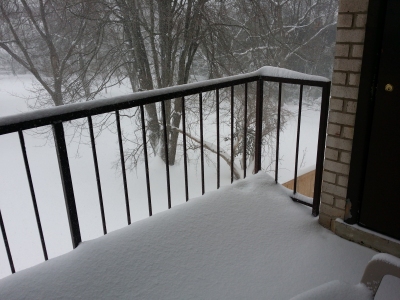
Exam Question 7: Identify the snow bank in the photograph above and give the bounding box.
[0,173,376,300]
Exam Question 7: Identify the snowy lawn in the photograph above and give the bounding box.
[0,173,384,299]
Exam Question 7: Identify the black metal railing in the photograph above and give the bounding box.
[0,67,331,275]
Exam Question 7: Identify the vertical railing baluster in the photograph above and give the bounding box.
[254,78,264,173]
[293,85,304,195]
[275,82,282,183]
[182,97,189,201]
[230,86,234,183]
[243,83,248,179]
[0,209,15,273]
[115,111,131,225]
[139,105,152,216]
[161,101,172,208]
[199,93,205,195]
[312,83,331,216]
[52,122,81,248]
[87,116,107,235]
[216,89,220,189]
[18,130,48,259]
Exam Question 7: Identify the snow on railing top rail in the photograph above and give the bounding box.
[0,66,329,135]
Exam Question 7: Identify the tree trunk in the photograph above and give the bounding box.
[127,0,161,154]
[163,0,204,165]
[168,98,183,165]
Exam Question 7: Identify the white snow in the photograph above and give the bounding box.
[373,253,400,269]
[257,66,329,82]
[290,281,373,300]
[0,173,379,299]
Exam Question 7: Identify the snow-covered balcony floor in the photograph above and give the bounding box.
[0,174,380,299]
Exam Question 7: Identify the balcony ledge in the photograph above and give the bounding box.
[334,219,400,257]
[0,173,378,299]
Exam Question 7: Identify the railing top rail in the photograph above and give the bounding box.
[0,67,330,135]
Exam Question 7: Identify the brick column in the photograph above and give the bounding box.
[319,0,369,229]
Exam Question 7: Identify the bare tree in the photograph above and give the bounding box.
[103,0,208,165]
[104,0,336,177]
[199,0,337,78]
[0,0,118,108]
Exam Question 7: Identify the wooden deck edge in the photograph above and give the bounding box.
[282,169,315,198]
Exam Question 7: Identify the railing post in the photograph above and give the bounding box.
[19,130,48,260]
[52,122,81,248]
[293,85,304,195]
[0,209,15,273]
[230,86,234,183]
[115,111,131,224]
[254,78,264,173]
[312,82,331,216]
[216,89,220,188]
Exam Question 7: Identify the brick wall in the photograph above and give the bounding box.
[319,0,369,229]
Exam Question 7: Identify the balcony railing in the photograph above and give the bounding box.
[0,67,330,274]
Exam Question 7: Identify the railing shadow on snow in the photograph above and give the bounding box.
[0,66,331,274]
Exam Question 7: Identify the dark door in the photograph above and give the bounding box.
[359,0,400,240]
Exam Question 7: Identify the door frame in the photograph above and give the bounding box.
[345,0,388,225]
